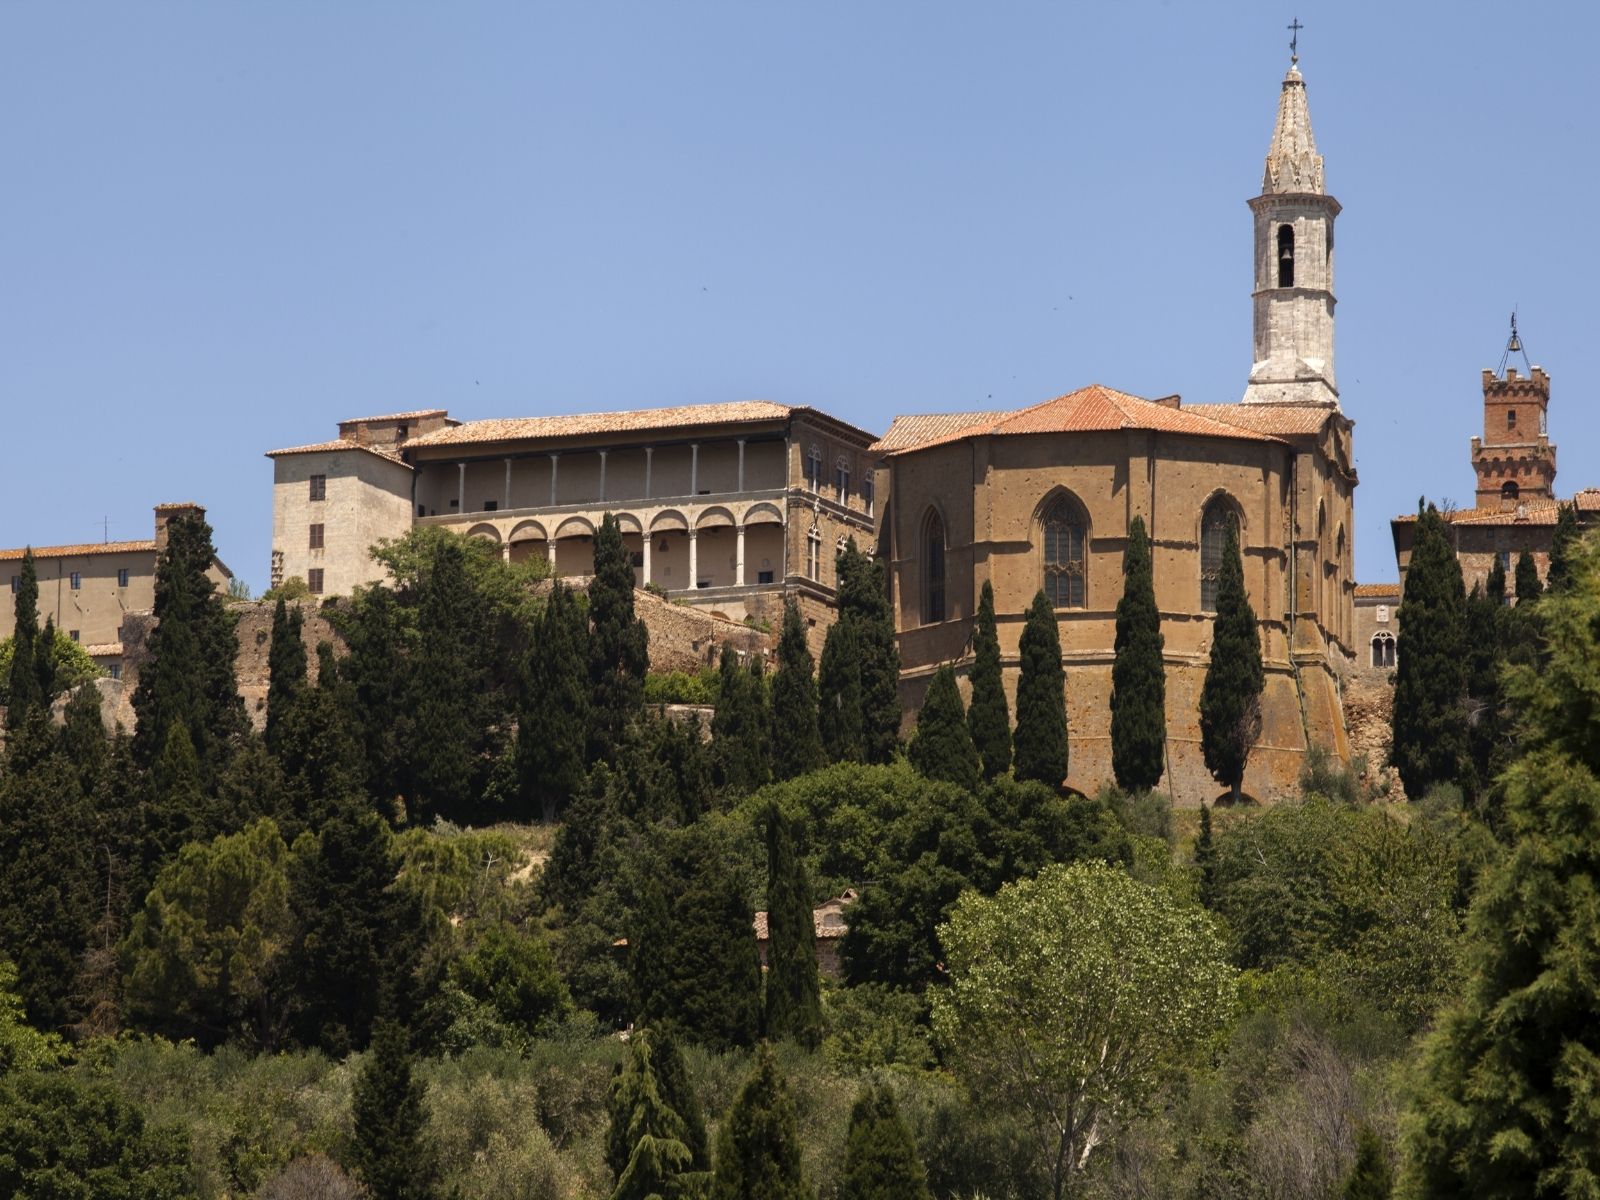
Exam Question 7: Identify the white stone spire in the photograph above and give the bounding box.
[1242,61,1341,408]
[1263,65,1325,194]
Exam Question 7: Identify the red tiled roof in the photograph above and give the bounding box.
[1185,403,1340,436]
[871,411,1005,453]
[83,643,124,658]
[264,439,411,467]
[883,385,1287,457]
[340,409,448,423]
[0,540,156,562]
[1394,490,1600,527]
[1354,583,1400,598]
[403,401,855,449]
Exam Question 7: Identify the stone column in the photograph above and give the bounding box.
[598,451,608,503]
[737,439,746,492]
[503,458,513,510]
[549,453,560,506]
[457,463,466,512]
[644,447,654,498]
[642,529,652,586]
[547,537,557,573]
[736,524,746,586]
[688,529,698,589]
[691,443,699,495]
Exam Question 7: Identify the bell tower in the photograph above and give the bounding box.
[1242,55,1341,407]
[1471,317,1556,509]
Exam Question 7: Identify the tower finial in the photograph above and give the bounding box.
[1498,309,1532,376]
[1288,17,1303,65]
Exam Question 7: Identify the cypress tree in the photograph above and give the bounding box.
[1111,516,1167,793]
[1485,554,1507,607]
[1194,802,1217,908]
[1547,500,1580,594]
[516,580,590,820]
[1463,581,1505,800]
[1514,549,1542,604]
[1405,545,1600,1194]
[588,513,650,762]
[712,646,771,796]
[710,1044,812,1200]
[1391,503,1468,800]
[1344,1125,1393,1200]
[33,617,59,708]
[276,644,365,833]
[763,804,822,1048]
[838,1083,932,1200]
[4,549,41,730]
[264,598,306,758]
[770,599,823,780]
[816,618,866,764]
[837,542,902,764]
[967,580,1011,780]
[58,683,108,796]
[1013,590,1067,788]
[1199,521,1264,803]
[907,665,980,793]
[148,722,206,869]
[130,510,246,787]
[605,1027,710,1197]
[350,1019,439,1200]
[341,585,408,810]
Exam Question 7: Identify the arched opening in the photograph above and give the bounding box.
[1201,495,1240,612]
[1277,224,1295,288]
[1502,480,1520,503]
[922,509,946,624]
[1041,493,1088,609]
[1371,632,1396,670]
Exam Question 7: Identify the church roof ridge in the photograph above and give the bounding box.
[1263,63,1325,194]
[881,384,1286,457]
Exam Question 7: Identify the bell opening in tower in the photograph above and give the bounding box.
[1277,225,1295,287]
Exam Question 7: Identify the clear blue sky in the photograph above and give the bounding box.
[5,2,1597,592]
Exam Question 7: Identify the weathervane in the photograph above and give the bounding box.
[1288,18,1303,65]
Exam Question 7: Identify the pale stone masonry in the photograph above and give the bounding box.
[267,401,879,625]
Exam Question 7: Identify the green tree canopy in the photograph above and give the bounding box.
[1111,516,1167,793]
[264,597,306,758]
[817,617,866,765]
[838,1083,932,1200]
[710,1044,812,1200]
[350,1019,439,1200]
[932,861,1236,1200]
[1546,500,1580,594]
[770,600,823,781]
[837,541,901,764]
[3,549,40,729]
[1391,503,1468,799]
[1514,548,1542,605]
[516,579,591,820]
[1199,521,1263,802]
[762,803,821,1048]
[967,580,1012,781]
[605,1026,711,1199]
[1013,590,1067,787]
[712,645,772,797]
[907,665,980,793]
[587,513,650,762]
[0,627,100,713]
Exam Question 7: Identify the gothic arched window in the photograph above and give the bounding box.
[1502,481,1520,503]
[1201,496,1240,612]
[1277,224,1295,288]
[1371,631,1396,669]
[1041,494,1088,609]
[923,509,946,624]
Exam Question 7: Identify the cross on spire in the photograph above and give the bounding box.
[1288,18,1303,64]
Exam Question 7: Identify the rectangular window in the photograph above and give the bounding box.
[862,476,875,516]
[835,464,850,504]
[309,474,326,501]
[68,630,79,642]
[484,500,498,512]
[109,663,121,681]
[117,568,130,588]
[309,524,325,550]
[758,569,774,584]
[697,579,711,590]
[630,551,644,568]
[69,571,81,590]
[8,576,16,594]
[307,568,325,595]
[418,504,427,518]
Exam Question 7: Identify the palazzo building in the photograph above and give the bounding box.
[268,401,879,625]
[874,58,1357,804]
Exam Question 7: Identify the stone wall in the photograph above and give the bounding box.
[630,586,778,671]
[1342,671,1400,798]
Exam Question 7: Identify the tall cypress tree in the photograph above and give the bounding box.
[1514,549,1542,604]
[1391,503,1468,800]
[837,542,902,764]
[763,803,821,1048]
[350,1019,439,1200]
[770,600,823,781]
[1547,501,1580,594]
[1110,516,1167,793]
[712,646,771,797]
[147,721,206,871]
[5,549,41,730]
[1485,554,1508,606]
[838,1083,932,1200]
[1199,521,1264,803]
[340,585,408,810]
[816,618,866,764]
[264,598,306,758]
[1013,590,1067,788]
[517,580,590,820]
[588,513,650,763]
[967,580,1011,781]
[710,1044,812,1200]
[58,683,108,797]
[130,511,245,787]
[907,666,980,793]
[275,646,365,835]
[1463,581,1505,801]
[605,1027,710,1200]
[1194,802,1217,908]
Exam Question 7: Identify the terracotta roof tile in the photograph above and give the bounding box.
[340,409,448,423]
[1354,583,1400,598]
[0,540,156,562]
[871,411,1005,453]
[1185,403,1339,436]
[404,400,815,449]
[884,385,1286,457]
[83,643,124,657]
[264,439,411,467]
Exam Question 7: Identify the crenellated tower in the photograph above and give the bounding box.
[1242,59,1341,407]
[1471,321,1556,509]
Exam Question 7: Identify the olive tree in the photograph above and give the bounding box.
[932,861,1235,1200]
